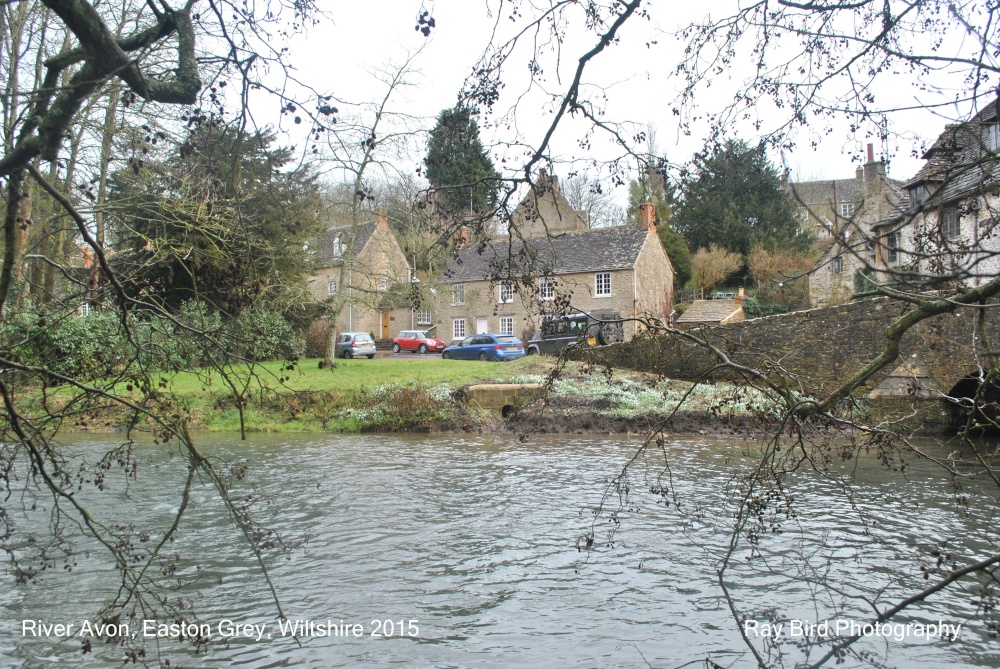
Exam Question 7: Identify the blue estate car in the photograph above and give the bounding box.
[442,334,525,362]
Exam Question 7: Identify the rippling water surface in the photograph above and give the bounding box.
[2,433,1000,668]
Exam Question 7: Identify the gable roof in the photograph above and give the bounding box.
[317,220,379,265]
[442,226,652,283]
[675,299,743,325]
[904,102,1000,204]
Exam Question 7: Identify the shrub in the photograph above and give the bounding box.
[228,308,305,362]
[741,297,790,319]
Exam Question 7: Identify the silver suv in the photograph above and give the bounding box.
[335,332,377,359]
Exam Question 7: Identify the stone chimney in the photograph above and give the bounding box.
[454,225,471,250]
[734,287,744,307]
[639,202,656,231]
[864,142,885,198]
[374,208,389,228]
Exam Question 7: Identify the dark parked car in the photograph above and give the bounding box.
[335,332,377,359]
[442,334,525,362]
[525,311,624,356]
[392,330,447,354]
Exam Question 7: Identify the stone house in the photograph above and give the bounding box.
[801,145,909,307]
[436,202,674,342]
[306,212,418,338]
[784,168,866,242]
[886,104,1000,285]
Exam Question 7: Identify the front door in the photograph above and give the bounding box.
[476,317,488,334]
[381,310,390,338]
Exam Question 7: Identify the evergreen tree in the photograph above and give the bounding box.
[109,125,323,316]
[673,139,810,260]
[424,105,500,214]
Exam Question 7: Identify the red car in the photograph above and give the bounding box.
[392,330,447,354]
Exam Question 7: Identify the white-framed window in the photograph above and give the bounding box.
[498,281,514,303]
[595,272,611,297]
[417,309,432,325]
[328,279,338,294]
[538,277,554,301]
[80,302,91,317]
[832,255,843,274]
[499,316,514,335]
[840,202,854,217]
[332,236,343,257]
[453,318,466,340]
[379,276,388,291]
[452,283,465,305]
[943,206,961,239]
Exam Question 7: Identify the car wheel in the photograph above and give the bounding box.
[419,343,428,354]
[344,350,353,359]
[392,343,401,353]
[598,322,623,346]
[367,354,375,359]
[478,352,489,362]
[526,346,538,356]
[442,351,452,359]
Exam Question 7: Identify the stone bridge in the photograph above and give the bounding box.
[571,296,1000,430]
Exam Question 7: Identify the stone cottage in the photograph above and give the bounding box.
[799,145,909,307]
[436,197,674,343]
[307,211,416,338]
[889,104,1000,285]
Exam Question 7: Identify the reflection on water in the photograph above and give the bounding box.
[1,433,999,668]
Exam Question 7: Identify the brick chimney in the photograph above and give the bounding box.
[454,225,471,250]
[639,202,656,231]
[374,208,388,228]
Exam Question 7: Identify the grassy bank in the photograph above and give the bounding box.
[24,355,793,435]
[71,356,557,433]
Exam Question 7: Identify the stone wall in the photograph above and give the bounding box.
[571,296,994,402]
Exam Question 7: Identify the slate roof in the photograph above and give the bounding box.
[316,221,378,266]
[787,178,864,207]
[441,226,652,283]
[904,103,1000,204]
[675,299,743,325]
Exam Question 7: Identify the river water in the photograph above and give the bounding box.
[1,433,999,668]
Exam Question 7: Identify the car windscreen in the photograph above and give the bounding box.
[355,334,373,342]
[494,336,519,344]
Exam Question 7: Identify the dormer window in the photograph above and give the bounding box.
[332,236,343,257]
[908,184,927,209]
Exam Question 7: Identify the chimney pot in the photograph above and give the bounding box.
[867,143,875,164]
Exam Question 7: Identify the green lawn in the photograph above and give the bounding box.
[161,355,550,397]
[79,356,557,433]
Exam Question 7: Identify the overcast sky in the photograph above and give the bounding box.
[275,1,966,191]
